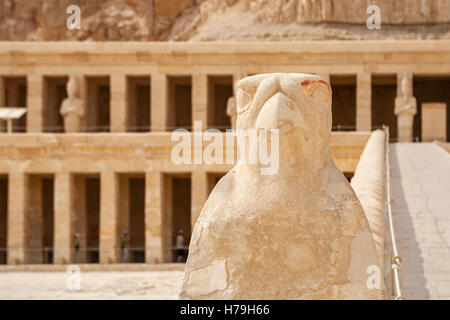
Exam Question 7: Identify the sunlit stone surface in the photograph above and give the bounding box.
[180,74,385,300]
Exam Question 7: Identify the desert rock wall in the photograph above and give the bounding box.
[250,0,450,24]
[0,0,449,41]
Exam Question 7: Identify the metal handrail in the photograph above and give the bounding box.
[383,125,405,300]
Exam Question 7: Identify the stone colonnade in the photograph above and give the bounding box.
[2,40,448,265]
[1,71,379,134]
[0,69,413,266]
[5,170,214,265]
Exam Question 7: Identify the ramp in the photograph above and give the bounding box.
[390,143,450,299]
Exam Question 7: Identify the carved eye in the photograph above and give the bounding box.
[236,89,253,114]
[300,80,331,106]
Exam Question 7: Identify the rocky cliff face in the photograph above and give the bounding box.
[251,0,450,24]
[0,0,196,40]
[1,0,449,41]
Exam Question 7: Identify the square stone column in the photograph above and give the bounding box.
[27,74,44,133]
[151,73,168,132]
[422,103,447,142]
[0,76,4,105]
[100,172,119,264]
[356,72,372,131]
[191,171,208,231]
[110,74,127,132]
[145,172,164,263]
[0,77,5,131]
[27,176,43,264]
[192,74,208,127]
[7,173,28,265]
[73,176,88,263]
[54,172,74,264]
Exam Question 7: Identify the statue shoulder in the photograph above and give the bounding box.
[60,98,84,116]
[59,98,70,114]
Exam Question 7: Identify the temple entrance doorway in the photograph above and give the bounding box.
[117,174,146,263]
[372,75,397,140]
[208,76,233,131]
[43,76,67,132]
[0,176,7,264]
[26,175,54,264]
[330,75,356,131]
[2,76,27,132]
[413,76,450,142]
[163,174,191,263]
[168,76,192,131]
[86,76,110,132]
[127,76,150,132]
[73,175,100,263]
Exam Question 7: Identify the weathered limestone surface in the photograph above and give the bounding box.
[0,75,4,130]
[1,0,449,41]
[395,73,417,142]
[53,172,73,264]
[226,97,237,130]
[110,74,127,133]
[99,172,118,264]
[7,172,28,265]
[151,73,168,132]
[356,73,371,132]
[351,130,386,270]
[26,176,45,264]
[252,0,450,24]
[60,75,84,133]
[145,172,164,263]
[191,171,209,231]
[181,73,385,299]
[26,74,43,133]
[192,74,208,127]
[422,103,447,142]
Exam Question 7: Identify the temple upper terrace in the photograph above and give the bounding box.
[0,40,449,139]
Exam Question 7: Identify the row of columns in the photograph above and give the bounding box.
[3,71,374,133]
[6,171,210,265]
[318,72,372,131]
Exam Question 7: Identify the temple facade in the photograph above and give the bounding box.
[0,41,448,265]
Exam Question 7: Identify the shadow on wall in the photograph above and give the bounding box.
[389,145,430,299]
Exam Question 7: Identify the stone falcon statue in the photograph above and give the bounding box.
[180,73,385,300]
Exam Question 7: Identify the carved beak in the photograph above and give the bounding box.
[255,91,306,134]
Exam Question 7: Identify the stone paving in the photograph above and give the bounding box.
[0,270,183,300]
[390,143,450,299]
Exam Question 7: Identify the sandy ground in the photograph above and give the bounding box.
[0,271,184,300]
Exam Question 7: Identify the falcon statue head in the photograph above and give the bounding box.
[234,73,333,172]
[236,73,331,136]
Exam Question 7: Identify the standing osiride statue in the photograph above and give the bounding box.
[395,75,417,142]
[60,75,84,133]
